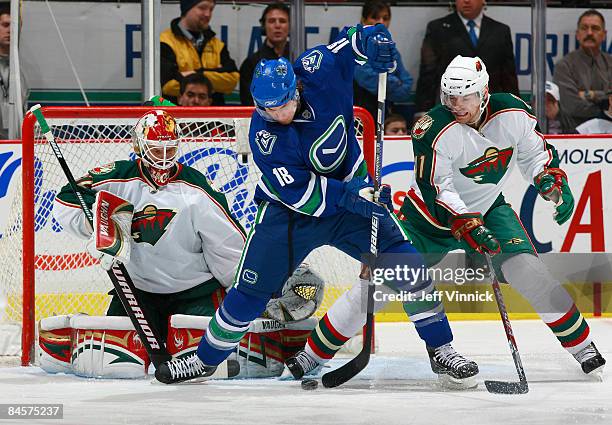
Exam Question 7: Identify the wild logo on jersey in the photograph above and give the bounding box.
[131,204,177,245]
[412,115,433,139]
[89,163,116,175]
[459,147,514,184]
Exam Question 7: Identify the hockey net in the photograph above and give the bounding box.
[0,106,376,365]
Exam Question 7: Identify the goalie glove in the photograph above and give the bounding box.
[450,213,500,255]
[87,190,134,270]
[534,167,575,225]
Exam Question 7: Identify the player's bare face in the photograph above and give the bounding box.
[444,92,481,124]
[265,100,297,125]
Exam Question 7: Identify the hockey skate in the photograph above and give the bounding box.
[155,353,240,384]
[281,350,323,380]
[573,342,606,378]
[427,343,479,389]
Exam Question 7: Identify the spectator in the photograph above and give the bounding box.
[177,73,214,106]
[0,3,27,139]
[414,0,518,116]
[161,0,239,105]
[553,9,612,132]
[384,113,408,135]
[544,81,574,134]
[575,93,612,134]
[353,0,412,121]
[239,3,290,106]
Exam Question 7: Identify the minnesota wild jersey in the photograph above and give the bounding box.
[406,93,560,228]
[54,160,246,294]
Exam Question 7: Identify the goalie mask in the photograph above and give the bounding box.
[440,55,490,125]
[132,110,182,186]
[264,264,325,323]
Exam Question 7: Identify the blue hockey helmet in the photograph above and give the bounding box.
[251,58,297,116]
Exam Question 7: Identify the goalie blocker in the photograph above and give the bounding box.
[87,190,134,270]
[38,315,316,379]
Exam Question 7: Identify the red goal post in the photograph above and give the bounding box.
[8,106,375,365]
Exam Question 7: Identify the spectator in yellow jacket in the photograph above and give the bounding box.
[161,0,239,105]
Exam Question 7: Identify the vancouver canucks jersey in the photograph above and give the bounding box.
[249,27,369,217]
[54,160,246,294]
[405,93,560,228]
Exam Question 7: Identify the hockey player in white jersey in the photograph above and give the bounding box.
[48,110,316,378]
[397,56,605,376]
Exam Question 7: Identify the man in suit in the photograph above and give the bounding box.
[414,0,518,116]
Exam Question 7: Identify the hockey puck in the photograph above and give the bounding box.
[301,379,319,390]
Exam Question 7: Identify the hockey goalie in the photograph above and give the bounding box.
[39,109,322,379]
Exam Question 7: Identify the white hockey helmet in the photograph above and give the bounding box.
[440,55,490,118]
[131,110,182,171]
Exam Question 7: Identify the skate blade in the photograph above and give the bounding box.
[278,365,296,381]
[181,359,240,384]
[277,364,326,381]
[587,365,605,382]
[437,373,478,390]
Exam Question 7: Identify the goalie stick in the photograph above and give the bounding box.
[483,253,529,394]
[321,72,387,388]
[30,104,172,368]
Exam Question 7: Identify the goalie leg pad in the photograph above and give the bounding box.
[70,315,149,379]
[38,315,73,374]
[168,315,317,378]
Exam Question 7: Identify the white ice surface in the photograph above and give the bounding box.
[1,319,610,425]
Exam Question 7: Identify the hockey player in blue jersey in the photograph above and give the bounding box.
[155,23,478,386]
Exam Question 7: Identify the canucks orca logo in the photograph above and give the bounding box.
[459,147,514,185]
[255,130,277,155]
[309,115,347,173]
[131,204,177,245]
[302,50,323,73]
